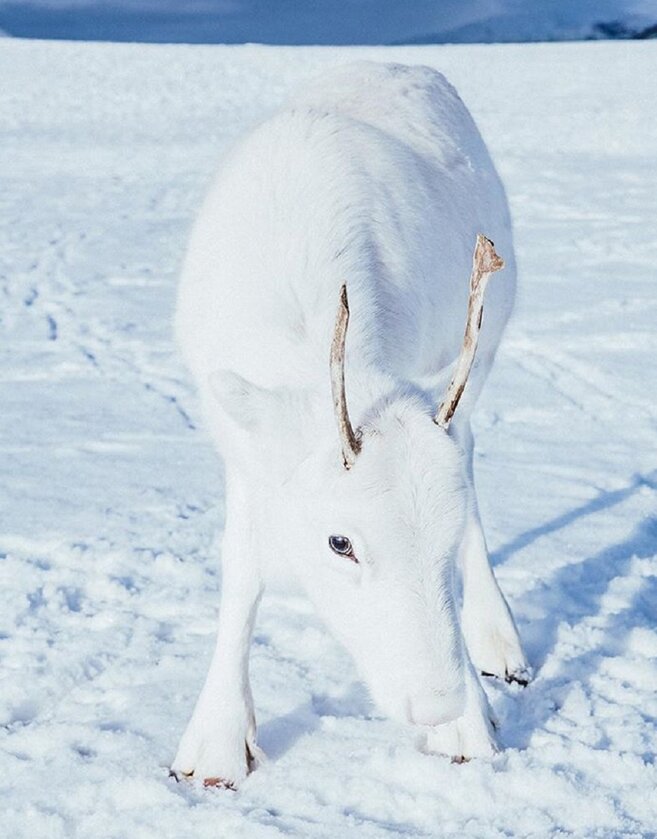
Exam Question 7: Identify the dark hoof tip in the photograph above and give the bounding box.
[203,777,236,790]
[505,670,531,687]
[169,768,194,783]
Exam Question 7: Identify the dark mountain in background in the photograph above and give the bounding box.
[0,0,655,44]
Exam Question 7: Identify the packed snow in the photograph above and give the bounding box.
[1,37,656,838]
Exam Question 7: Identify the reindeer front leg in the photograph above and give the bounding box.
[171,519,263,788]
[457,423,530,685]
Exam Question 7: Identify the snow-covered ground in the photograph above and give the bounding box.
[1,38,656,838]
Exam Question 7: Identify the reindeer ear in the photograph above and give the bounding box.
[208,369,279,432]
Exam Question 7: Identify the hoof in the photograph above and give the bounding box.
[481,663,533,687]
[203,776,236,790]
[168,768,236,790]
[168,769,193,783]
[505,665,532,687]
[171,718,263,791]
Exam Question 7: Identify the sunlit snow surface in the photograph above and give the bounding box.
[1,39,656,838]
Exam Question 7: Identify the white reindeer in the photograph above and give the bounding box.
[171,61,529,788]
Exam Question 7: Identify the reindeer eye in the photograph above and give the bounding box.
[328,535,357,561]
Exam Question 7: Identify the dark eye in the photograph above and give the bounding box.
[328,535,357,561]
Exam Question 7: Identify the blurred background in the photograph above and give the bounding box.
[0,0,655,44]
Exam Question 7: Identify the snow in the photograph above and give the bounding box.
[1,37,656,838]
[0,0,655,44]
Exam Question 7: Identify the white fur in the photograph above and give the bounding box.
[172,61,528,786]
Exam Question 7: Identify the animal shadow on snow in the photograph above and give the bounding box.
[493,471,657,751]
[258,683,372,761]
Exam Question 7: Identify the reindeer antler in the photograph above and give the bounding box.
[330,284,362,469]
[434,234,504,430]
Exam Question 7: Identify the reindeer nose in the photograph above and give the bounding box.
[407,689,463,727]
